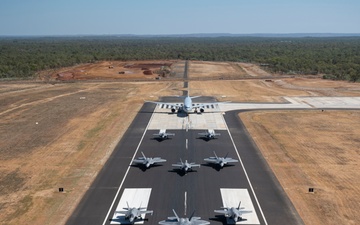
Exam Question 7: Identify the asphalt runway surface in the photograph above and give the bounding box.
[66,101,304,225]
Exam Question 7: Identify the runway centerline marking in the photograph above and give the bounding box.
[221,114,268,225]
[101,109,156,225]
[184,191,187,216]
[186,139,188,149]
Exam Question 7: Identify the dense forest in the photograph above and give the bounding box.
[0,36,360,81]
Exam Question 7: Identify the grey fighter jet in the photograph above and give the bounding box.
[132,152,167,168]
[198,129,220,140]
[214,201,252,222]
[204,151,238,168]
[116,202,153,224]
[154,129,175,140]
[172,159,200,172]
[159,209,210,225]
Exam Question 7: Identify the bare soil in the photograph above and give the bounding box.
[240,111,360,225]
[0,60,359,225]
[38,61,176,81]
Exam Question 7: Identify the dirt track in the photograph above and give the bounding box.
[1,61,360,225]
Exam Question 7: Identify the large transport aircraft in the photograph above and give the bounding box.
[147,94,226,114]
[159,209,210,225]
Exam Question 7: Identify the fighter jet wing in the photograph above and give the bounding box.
[189,163,201,168]
[132,159,146,164]
[223,158,239,163]
[151,157,167,163]
[171,163,184,168]
[214,209,230,215]
[240,210,252,214]
[204,157,218,163]
[140,210,153,215]
[115,210,129,214]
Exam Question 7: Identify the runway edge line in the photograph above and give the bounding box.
[101,105,156,225]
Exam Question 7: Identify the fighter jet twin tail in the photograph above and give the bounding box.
[117,203,251,224]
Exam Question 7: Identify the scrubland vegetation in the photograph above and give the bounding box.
[1,36,360,81]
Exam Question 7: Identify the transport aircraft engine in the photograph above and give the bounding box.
[200,108,205,113]
[171,108,176,113]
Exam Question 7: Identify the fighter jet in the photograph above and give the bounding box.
[159,209,210,225]
[172,159,200,172]
[198,129,220,140]
[154,129,175,140]
[214,201,252,222]
[204,151,238,168]
[116,202,153,224]
[132,151,167,168]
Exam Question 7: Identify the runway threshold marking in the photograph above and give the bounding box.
[101,110,156,225]
[219,188,260,224]
[110,188,152,224]
[221,115,268,225]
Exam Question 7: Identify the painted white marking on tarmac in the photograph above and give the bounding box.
[219,188,259,224]
[110,188,152,224]
[102,110,156,225]
[221,115,268,225]
[186,139,188,149]
[184,191,187,216]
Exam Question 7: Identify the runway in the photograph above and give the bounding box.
[66,100,306,225]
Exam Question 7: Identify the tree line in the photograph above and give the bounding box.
[1,36,360,81]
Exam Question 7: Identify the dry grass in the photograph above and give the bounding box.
[240,111,360,225]
[0,60,359,225]
[0,80,182,225]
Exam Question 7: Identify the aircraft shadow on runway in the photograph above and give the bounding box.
[209,215,248,225]
[168,169,198,177]
[209,215,227,225]
[196,137,217,142]
[201,163,235,172]
[130,164,163,172]
[151,137,174,142]
[110,216,149,224]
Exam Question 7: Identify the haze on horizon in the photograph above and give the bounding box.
[1,0,359,36]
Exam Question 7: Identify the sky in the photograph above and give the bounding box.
[0,0,359,36]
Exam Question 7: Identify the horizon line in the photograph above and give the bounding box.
[1,33,360,38]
